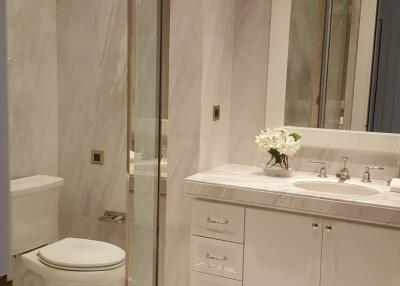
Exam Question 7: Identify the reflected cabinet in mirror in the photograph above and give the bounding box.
[282,0,400,133]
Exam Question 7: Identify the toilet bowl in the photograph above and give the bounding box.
[11,176,126,286]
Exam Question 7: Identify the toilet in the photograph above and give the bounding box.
[10,175,126,286]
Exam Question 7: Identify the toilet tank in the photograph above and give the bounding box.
[11,175,64,255]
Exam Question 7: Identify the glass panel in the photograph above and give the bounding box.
[128,0,161,285]
[285,0,326,128]
[0,0,10,277]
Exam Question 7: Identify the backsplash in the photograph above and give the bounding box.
[292,146,400,181]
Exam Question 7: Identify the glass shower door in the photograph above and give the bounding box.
[127,0,163,286]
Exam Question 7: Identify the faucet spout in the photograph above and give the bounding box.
[336,156,350,182]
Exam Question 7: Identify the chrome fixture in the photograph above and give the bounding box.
[309,160,328,177]
[206,253,227,262]
[362,166,384,182]
[98,210,126,224]
[336,156,350,182]
[207,217,229,225]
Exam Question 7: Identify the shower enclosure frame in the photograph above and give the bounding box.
[0,0,10,279]
[126,0,169,285]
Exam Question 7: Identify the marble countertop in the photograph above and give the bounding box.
[185,164,400,228]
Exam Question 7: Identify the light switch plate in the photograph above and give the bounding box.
[91,150,104,165]
[213,105,220,121]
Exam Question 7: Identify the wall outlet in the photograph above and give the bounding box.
[91,150,104,165]
[213,105,220,121]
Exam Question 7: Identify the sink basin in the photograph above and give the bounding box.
[293,180,379,196]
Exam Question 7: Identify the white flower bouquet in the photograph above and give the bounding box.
[255,128,301,173]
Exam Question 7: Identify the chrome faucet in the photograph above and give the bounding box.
[362,166,384,182]
[336,156,350,182]
[309,161,327,177]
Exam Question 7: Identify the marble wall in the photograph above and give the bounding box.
[198,0,234,170]
[7,0,58,180]
[0,0,10,277]
[229,0,272,166]
[165,1,265,285]
[165,0,203,285]
[57,0,128,248]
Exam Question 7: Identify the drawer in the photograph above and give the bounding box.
[191,236,243,280]
[191,200,245,243]
[190,271,242,286]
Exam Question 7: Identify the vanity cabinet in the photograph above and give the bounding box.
[190,199,400,286]
[320,219,400,286]
[245,209,400,286]
[244,208,323,286]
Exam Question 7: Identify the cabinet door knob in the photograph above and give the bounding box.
[325,225,333,231]
[312,222,319,229]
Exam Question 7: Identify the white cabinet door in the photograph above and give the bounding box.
[321,219,400,286]
[244,208,323,286]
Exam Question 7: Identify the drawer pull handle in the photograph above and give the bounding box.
[312,222,319,229]
[206,253,227,262]
[325,225,333,231]
[207,217,229,225]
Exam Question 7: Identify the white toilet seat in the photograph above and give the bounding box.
[37,238,126,271]
[20,239,126,286]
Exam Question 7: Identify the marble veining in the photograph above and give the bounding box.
[57,0,127,249]
[165,1,203,286]
[7,0,58,179]
[186,164,400,227]
[229,0,272,166]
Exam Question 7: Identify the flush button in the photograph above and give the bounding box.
[91,150,104,165]
[213,105,220,121]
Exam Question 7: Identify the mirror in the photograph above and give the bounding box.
[274,0,400,133]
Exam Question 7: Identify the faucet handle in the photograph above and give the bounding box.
[365,166,384,171]
[362,166,384,182]
[309,160,327,178]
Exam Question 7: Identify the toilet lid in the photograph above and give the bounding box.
[38,238,126,271]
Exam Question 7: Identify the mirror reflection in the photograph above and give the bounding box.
[283,0,400,133]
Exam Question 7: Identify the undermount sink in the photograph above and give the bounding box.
[293,180,379,196]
